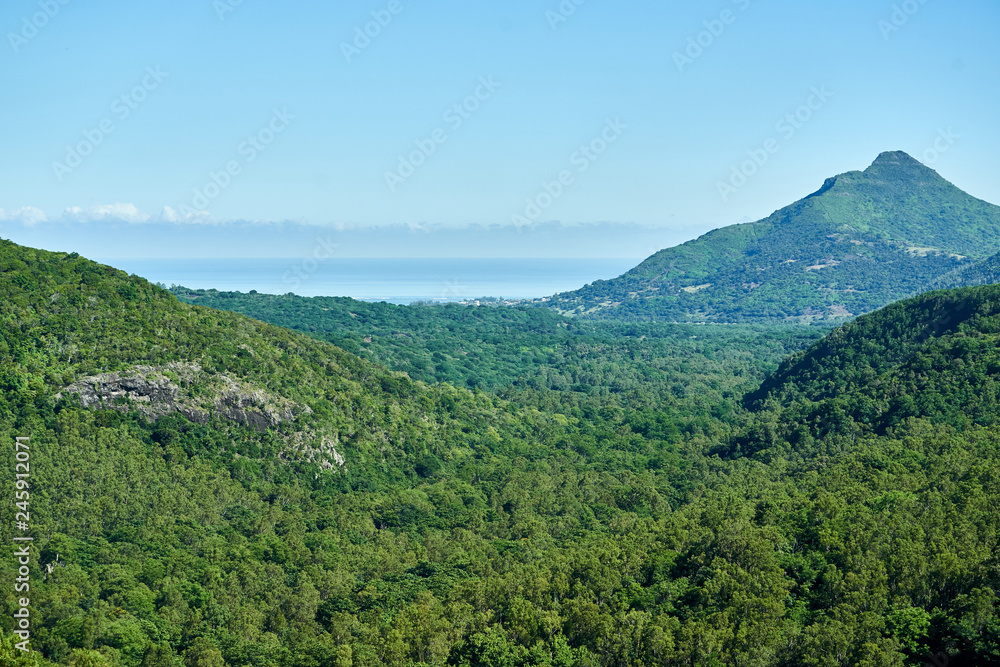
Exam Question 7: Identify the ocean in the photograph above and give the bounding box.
[97,258,640,304]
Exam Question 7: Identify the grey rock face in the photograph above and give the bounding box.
[56,363,304,432]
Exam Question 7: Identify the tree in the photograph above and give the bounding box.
[68,650,114,667]
[142,644,179,667]
[183,639,226,667]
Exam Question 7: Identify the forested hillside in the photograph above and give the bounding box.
[739,284,1000,454]
[930,250,1000,291]
[543,152,1000,323]
[2,239,1000,666]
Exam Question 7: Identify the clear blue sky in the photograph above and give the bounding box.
[1,0,999,258]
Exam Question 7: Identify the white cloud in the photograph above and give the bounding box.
[0,206,48,226]
[62,203,151,224]
[158,205,214,224]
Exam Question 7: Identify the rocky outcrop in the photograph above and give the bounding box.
[281,432,347,470]
[56,363,307,432]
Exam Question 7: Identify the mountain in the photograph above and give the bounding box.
[543,152,1000,323]
[0,239,490,487]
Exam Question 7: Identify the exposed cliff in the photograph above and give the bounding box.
[56,362,307,432]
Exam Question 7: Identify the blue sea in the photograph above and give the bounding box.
[97,258,640,304]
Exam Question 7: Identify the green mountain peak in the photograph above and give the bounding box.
[859,150,947,186]
[869,149,927,168]
[543,152,1000,323]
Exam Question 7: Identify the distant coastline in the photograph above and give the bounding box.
[97,257,640,304]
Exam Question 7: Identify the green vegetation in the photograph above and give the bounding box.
[545,152,1000,323]
[2,238,1000,666]
[169,287,820,398]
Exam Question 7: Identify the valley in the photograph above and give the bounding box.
[3,217,1000,665]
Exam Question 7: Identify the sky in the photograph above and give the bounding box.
[1,0,999,259]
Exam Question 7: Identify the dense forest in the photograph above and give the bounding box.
[2,239,1000,666]
[168,287,822,398]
